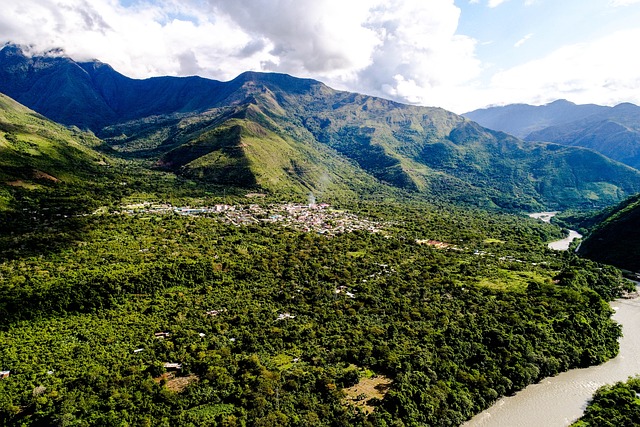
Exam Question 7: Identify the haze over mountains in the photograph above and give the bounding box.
[465,100,640,169]
[2,44,640,210]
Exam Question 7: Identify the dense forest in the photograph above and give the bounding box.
[0,169,633,426]
[572,376,640,427]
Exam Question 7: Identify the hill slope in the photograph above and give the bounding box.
[108,73,640,210]
[578,193,640,272]
[526,103,640,169]
[3,44,640,210]
[0,92,106,187]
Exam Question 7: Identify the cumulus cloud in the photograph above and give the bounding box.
[353,0,481,108]
[204,0,380,76]
[0,0,482,110]
[476,29,640,108]
[0,0,637,113]
[0,0,266,79]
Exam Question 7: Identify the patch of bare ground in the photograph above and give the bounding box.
[342,375,393,414]
[416,239,453,249]
[154,373,199,393]
[6,180,39,189]
[32,170,59,182]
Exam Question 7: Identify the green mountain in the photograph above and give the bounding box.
[526,103,640,169]
[104,73,640,210]
[0,92,106,189]
[578,193,640,272]
[463,100,607,139]
[3,45,640,210]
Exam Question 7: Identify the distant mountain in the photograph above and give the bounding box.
[0,92,106,188]
[526,103,640,169]
[578,193,640,272]
[465,100,640,170]
[3,44,640,210]
[463,100,607,139]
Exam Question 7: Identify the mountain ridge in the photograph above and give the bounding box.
[464,100,640,169]
[3,44,640,210]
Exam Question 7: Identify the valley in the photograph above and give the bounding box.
[1,44,640,426]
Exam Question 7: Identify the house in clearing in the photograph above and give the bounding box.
[0,371,10,379]
[163,363,182,370]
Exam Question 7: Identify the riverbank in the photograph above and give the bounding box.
[462,290,640,427]
[548,230,582,251]
[463,212,634,426]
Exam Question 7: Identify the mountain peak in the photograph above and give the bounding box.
[231,71,326,94]
[546,99,575,106]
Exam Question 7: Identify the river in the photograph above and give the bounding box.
[547,230,582,251]
[462,213,640,426]
[527,212,582,251]
[463,295,640,427]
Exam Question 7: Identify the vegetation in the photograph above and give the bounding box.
[572,377,640,427]
[1,47,638,426]
[0,93,107,202]
[575,193,640,272]
[0,176,633,426]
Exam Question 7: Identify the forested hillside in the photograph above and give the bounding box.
[465,100,640,170]
[526,103,640,169]
[578,193,640,272]
[464,100,606,139]
[0,46,637,427]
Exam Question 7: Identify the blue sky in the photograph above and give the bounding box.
[0,0,639,113]
[456,0,640,83]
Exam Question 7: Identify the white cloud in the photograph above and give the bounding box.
[0,0,267,80]
[0,0,636,114]
[0,0,482,110]
[514,33,533,47]
[351,0,481,108]
[488,0,509,7]
[609,0,640,6]
[204,0,380,77]
[476,29,640,109]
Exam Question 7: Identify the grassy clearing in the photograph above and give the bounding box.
[476,269,550,292]
[342,375,393,415]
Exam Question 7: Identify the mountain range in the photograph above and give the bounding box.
[465,100,640,169]
[2,44,640,210]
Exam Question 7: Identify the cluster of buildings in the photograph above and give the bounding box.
[122,202,384,236]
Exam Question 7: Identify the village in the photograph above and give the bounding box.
[121,201,385,236]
